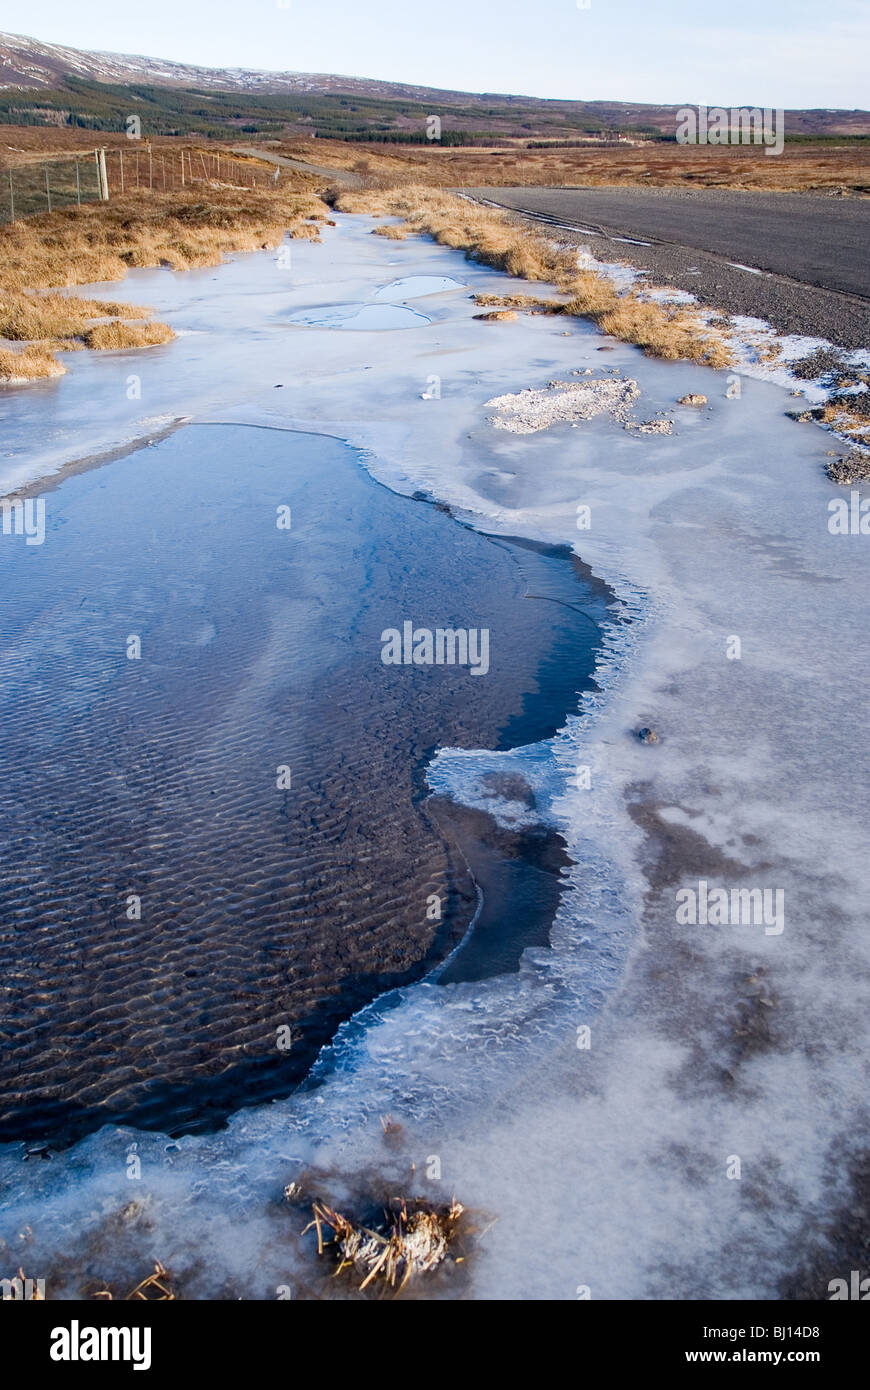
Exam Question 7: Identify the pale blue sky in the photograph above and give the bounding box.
[3,0,867,109]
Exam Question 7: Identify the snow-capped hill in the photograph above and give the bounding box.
[0,30,470,100]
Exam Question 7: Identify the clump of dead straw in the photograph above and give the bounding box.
[307,1197,465,1292]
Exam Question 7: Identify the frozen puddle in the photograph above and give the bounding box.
[2,210,868,1304]
[287,302,430,330]
[374,275,465,301]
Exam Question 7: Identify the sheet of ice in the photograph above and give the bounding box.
[0,213,867,1302]
[374,275,465,300]
[286,301,431,330]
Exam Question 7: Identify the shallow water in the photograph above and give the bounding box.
[0,422,608,1144]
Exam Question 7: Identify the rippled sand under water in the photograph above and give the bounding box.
[0,421,610,1144]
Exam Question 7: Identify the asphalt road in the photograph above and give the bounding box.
[469,186,870,351]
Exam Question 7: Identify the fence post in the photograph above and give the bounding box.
[148,144,153,189]
[98,148,109,200]
[119,149,124,194]
[44,165,52,212]
[8,169,14,222]
[180,150,185,186]
[75,157,81,205]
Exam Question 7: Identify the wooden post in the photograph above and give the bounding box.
[135,150,140,187]
[45,165,52,212]
[148,145,153,189]
[161,154,166,189]
[75,157,81,204]
[98,148,109,200]
[180,150,185,186]
[8,168,14,223]
[119,149,124,194]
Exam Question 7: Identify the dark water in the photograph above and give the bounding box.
[0,424,610,1144]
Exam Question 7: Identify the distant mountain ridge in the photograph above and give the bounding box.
[1,30,868,136]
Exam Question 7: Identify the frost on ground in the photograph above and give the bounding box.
[0,214,868,1303]
[485,377,639,433]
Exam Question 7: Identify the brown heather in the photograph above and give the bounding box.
[280,136,870,196]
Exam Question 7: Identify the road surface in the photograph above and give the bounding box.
[469,185,870,351]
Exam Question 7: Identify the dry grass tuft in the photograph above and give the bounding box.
[562,272,622,317]
[0,345,66,381]
[336,186,732,366]
[0,292,151,342]
[474,309,519,321]
[598,298,733,367]
[82,320,176,351]
[372,223,409,239]
[307,1197,465,1292]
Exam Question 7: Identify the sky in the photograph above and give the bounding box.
[2,0,868,109]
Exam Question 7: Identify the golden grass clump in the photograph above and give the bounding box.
[82,321,176,351]
[0,292,150,342]
[372,223,408,239]
[562,271,622,317]
[473,309,518,321]
[333,185,733,368]
[598,298,734,368]
[0,345,66,381]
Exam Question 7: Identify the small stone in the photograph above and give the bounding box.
[636,727,659,744]
[677,394,707,406]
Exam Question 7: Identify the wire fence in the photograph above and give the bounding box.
[0,146,277,225]
[1,152,103,222]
